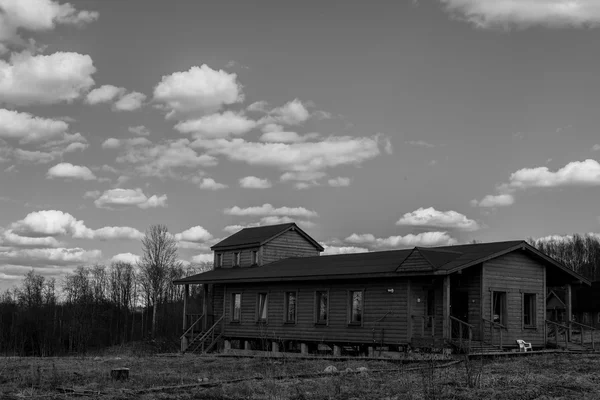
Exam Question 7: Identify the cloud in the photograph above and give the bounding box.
[0,0,98,48]
[111,252,140,265]
[92,227,144,241]
[223,216,316,234]
[0,109,69,144]
[439,0,600,29]
[328,177,351,187]
[262,99,311,126]
[396,207,480,231]
[175,226,213,243]
[406,140,435,148]
[470,194,515,208]
[345,231,457,249]
[0,51,96,106]
[1,230,63,248]
[102,138,120,149]
[322,245,369,255]
[174,111,257,138]
[224,203,318,218]
[153,64,243,118]
[93,188,167,209]
[593,144,600,152]
[239,176,272,189]
[247,100,269,113]
[113,91,146,111]
[198,178,228,190]
[85,84,125,104]
[259,131,320,143]
[506,159,600,189]
[83,190,100,199]
[0,247,102,267]
[128,125,150,136]
[191,253,213,264]
[46,162,96,180]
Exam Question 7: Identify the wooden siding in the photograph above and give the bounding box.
[219,279,409,345]
[402,250,434,272]
[262,230,320,265]
[482,252,545,347]
[451,266,482,341]
[215,248,260,269]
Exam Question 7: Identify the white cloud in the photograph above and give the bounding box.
[46,162,96,180]
[439,0,600,29]
[247,100,269,113]
[1,230,63,248]
[0,0,98,48]
[0,109,69,144]
[593,144,600,152]
[224,203,318,218]
[406,140,435,148]
[259,131,320,143]
[223,216,316,234]
[92,227,144,241]
[153,64,243,118]
[470,194,515,208]
[102,138,120,149]
[93,188,168,209]
[111,252,140,265]
[191,253,213,264]
[263,98,311,125]
[85,84,125,104]
[175,226,213,243]
[322,245,369,255]
[0,51,96,106]
[345,231,457,249]
[113,91,146,111]
[328,177,351,187]
[128,125,150,136]
[83,190,100,199]
[396,207,479,231]
[239,176,272,189]
[13,149,57,164]
[0,247,102,267]
[506,159,600,189]
[174,111,257,138]
[198,178,228,190]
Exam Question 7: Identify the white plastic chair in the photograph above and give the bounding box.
[516,339,532,352]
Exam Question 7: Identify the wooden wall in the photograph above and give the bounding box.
[262,230,320,265]
[482,251,546,347]
[216,279,409,345]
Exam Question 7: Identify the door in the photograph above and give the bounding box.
[451,291,469,339]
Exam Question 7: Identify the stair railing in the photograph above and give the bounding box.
[188,314,225,354]
[180,313,205,342]
[569,320,596,351]
[546,320,569,350]
[449,316,473,352]
[482,318,505,350]
[411,315,435,338]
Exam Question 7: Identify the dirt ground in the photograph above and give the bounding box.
[1,351,599,399]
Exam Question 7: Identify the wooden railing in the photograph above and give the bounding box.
[546,320,569,350]
[411,315,435,337]
[450,316,473,351]
[187,314,225,354]
[569,320,596,351]
[482,318,505,349]
[180,313,204,341]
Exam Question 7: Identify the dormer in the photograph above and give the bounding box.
[210,223,324,268]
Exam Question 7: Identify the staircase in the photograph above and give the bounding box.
[546,320,597,352]
[181,315,224,354]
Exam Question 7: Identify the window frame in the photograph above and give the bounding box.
[256,292,269,324]
[231,292,242,323]
[217,253,223,268]
[232,252,241,267]
[347,289,364,326]
[314,290,330,325]
[283,290,298,324]
[522,292,536,329]
[492,291,507,327]
[251,250,258,266]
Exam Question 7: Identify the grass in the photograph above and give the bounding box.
[1,350,600,399]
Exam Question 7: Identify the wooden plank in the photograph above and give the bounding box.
[443,275,450,340]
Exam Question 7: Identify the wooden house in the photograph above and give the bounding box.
[175,223,589,354]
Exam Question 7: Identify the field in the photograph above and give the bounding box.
[1,350,600,399]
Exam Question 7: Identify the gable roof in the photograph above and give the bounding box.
[175,239,590,285]
[211,223,324,251]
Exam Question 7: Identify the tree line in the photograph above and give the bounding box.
[0,224,211,356]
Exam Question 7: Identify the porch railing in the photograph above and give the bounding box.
[546,320,569,350]
[569,320,596,350]
[187,314,225,354]
[482,318,505,349]
[180,313,204,341]
[449,316,473,351]
[411,315,435,337]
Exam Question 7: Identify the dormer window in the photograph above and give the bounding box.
[251,250,258,265]
[233,252,241,267]
[217,253,223,267]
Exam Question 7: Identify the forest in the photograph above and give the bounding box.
[1,230,599,356]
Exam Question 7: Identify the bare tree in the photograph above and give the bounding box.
[139,224,179,337]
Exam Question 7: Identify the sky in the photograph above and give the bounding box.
[1,0,600,291]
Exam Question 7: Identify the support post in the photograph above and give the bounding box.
[245,341,251,350]
[300,343,308,355]
[566,284,572,341]
[442,275,451,341]
[333,345,341,357]
[272,342,280,353]
[202,284,208,332]
[224,340,231,354]
[368,346,374,357]
[181,284,189,353]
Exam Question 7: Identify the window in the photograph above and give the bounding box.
[349,290,363,325]
[492,291,507,326]
[231,293,241,322]
[315,291,328,324]
[426,289,435,328]
[583,312,589,324]
[257,293,268,322]
[523,293,536,328]
[251,250,258,265]
[217,253,223,267]
[233,252,240,267]
[284,291,297,323]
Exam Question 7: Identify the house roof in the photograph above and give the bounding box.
[210,223,324,251]
[175,239,589,285]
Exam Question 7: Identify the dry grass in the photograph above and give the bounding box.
[1,351,600,399]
